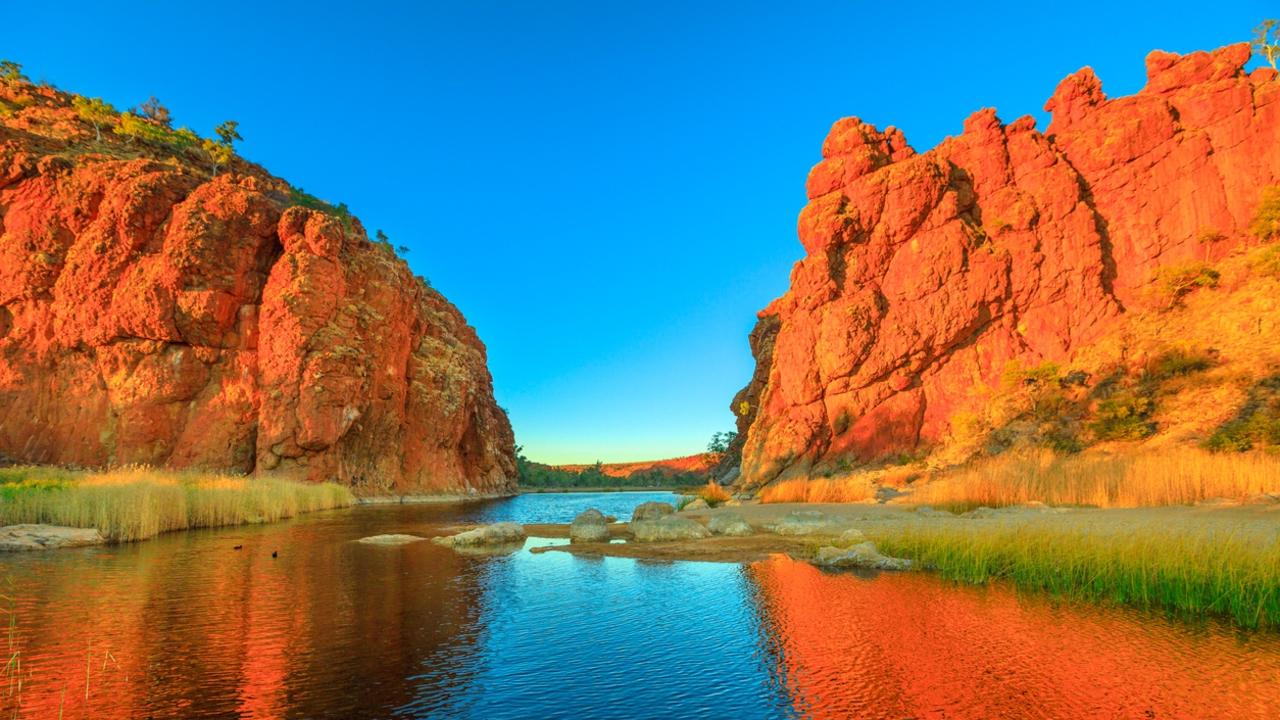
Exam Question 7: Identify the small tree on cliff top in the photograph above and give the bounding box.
[215,120,242,145]
[73,96,117,143]
[137,96,172,128]
[1255,20,1280,69]
[0,60,26,82]
[204,120,242,177]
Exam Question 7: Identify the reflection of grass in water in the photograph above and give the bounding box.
[3,577,20,719]
[1,575,122,720]
[874,520,1280,629]
[908,449,1280,512]
[0,466,353,542]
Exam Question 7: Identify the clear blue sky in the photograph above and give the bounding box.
[5,2,1268,463]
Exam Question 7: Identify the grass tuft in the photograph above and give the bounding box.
[907,449,1280,512]
[874,520,1280,629]
[760,475,877,504]
[696,481,732,507]
[0,466,353,542]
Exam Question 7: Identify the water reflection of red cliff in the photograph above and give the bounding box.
[747,555,1280,720]
[2,522,483,720]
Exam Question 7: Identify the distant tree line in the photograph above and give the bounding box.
[515,448,707,489]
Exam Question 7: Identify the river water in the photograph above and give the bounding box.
[3,491,1280,719]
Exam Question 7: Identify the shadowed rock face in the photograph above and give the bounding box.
[737,43,1280,486]
[0,96,515,496]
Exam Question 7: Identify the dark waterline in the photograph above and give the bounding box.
[3,492,1280,719]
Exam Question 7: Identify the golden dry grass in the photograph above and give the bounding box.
[907,449,1280,511]
[696,480,732,506]
[873,515,1280,628]
[760,475,877,504]
[0,466,353,542]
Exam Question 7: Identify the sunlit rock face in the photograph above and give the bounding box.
[0,88,515,496]
[736,43,1280,486]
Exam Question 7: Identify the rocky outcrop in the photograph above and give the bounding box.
[0,80,515,496]
[736,44,1280,486]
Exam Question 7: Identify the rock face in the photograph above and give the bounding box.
[0,81,516,496]
[736,44,1280,486]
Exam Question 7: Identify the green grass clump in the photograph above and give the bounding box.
[1250,244,1280,278]
[0,466,353,542]
[288,187,354,233]
[1204,376,1280,452]
[1249,185,1280,240]
[875,520,1280,629]
[1155,261,1219,308]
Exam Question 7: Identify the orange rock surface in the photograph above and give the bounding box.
[736,44,1280,486]
[0,83,514,495]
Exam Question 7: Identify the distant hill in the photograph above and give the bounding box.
[554,454,715,478]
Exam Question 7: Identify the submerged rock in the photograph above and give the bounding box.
[570,509,610,543]
[0,524,104,551]
[357,534,427,546]
[707,512,754,537]
[432,522,526,548]
[630,516,711,542]
[631,501,676,522]
[812,541,912,571]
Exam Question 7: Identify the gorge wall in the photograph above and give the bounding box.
[0,81,515,495]
[734,43,1280,487]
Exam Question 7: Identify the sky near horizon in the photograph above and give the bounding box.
[4,1,1269,463]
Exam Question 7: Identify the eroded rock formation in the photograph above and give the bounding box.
[736,44,1280,486]
[0,83,515,495]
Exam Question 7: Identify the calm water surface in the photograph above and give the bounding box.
[3,491,1280,719]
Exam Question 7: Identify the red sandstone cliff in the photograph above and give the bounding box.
[0,79,515,495]
[735,44,1280,487]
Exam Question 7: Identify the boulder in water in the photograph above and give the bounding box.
[432,522,526,548]
[570,509,610,543]
[358,534,427,546]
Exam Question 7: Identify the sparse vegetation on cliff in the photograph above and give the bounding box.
[0,466,353,542]
[1254,19,1280,70]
